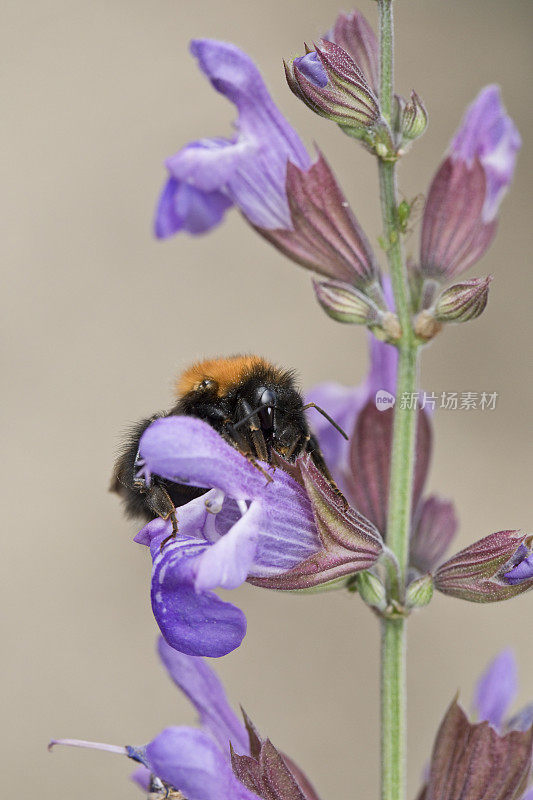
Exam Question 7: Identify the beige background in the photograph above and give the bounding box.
[2,0,532,797]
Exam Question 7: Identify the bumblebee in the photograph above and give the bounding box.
[111,355,345,538]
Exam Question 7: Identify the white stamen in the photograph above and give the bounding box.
[204,512,221,543]
[205,488,225,514]
[48,739,127,755]
[237,500,248,516]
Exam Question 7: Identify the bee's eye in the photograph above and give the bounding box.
[257,387,276,408]
[197,378,217,391]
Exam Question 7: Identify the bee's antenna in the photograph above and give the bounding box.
[301,403,349,440]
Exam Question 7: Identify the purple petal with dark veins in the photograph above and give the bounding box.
[474,650,518,730]
[157,637,249,755]
[145,727,261,800]
[150,539,247,657]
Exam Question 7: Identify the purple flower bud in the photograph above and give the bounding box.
[285,39,382,133]
[434,531,533,602]
[434,276,492,323]
[293,52,327,87]
[451,85,521,223]
[256,152,379,288]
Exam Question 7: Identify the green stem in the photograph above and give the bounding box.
[376,2,420,800]
[380,618,406,799]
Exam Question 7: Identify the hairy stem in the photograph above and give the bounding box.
[377,2,420,800]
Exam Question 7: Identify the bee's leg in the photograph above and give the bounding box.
[244,452,274,484]
[143,483,179,549]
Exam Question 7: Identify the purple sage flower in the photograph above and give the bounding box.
[155,39,310,237]
[155,39,380,291]
[51,637,321,800]
[135,415,382,656]
[419,85,520,283]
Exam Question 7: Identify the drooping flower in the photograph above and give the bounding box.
[417,651,533,800]
[418,85,520,288]
[154,39,381,296]
[50,637,321,800]
[135,414,383,656]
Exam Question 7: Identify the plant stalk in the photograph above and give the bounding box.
[377,2,420,800]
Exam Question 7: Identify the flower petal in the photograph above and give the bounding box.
[154,175,233,238]
[145,727,260,800]
[139,416,268,499]
[474,650,518,730]
[451,85,521,222]
[195,501,261,591]
[157,637,249,755]
[151,540,246,657]
[504,552,533,585]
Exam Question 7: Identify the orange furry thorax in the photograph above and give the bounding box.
[176,355,274,398]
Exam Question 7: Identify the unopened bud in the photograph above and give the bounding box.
[400,90,428,142]
[356,570,387,611]
[313,279,381,325]
[285,40,380,131]
[434,276,492,323]
[405,574,434,609]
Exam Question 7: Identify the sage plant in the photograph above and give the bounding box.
[50,3,532,799]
